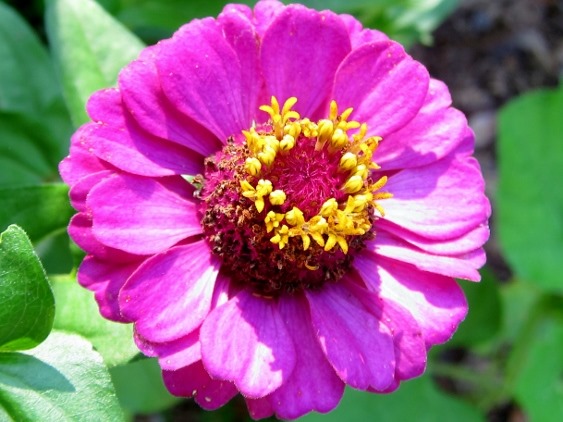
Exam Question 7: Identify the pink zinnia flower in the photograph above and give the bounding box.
[60,0,490,419]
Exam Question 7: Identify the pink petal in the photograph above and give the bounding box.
[378,219,490,256]
[376,79,468,170]
[369,231,482,281]
[88,174,201,255]
[78,255,143,322]
[345,280,426,381]
[270,294,345,419]
[69,213,142,262]
[306,283,395,391]
[200,289,296,398]
[118,46,222,157]
[120,241,220,343]
[132,273,232,370]
[163,361,238,410]
[135,329,201,371]
[251,0,285,37]
[246,397,275,420]
[333,41,429,137]
[69,170,112,212]
[86,88,125,126]
[354,254,467,346]
[59,125,109,186]
[157,18,251,141]
[84,122,203,177]
[382,154,489,240]
[339,14,388,48]
[261,4,351,119]
[218,7,262,124]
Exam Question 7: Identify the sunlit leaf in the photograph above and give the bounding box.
[0,225,54,352]
[498,85,563,293]
[0,331,123,421]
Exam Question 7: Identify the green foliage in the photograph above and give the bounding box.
[510,299,563,421]
[0,331,124,421]
[51,276,139,367]
[110,358,182,414]
[299,375,483,422]
[450,270,502,347]
[0,2,60,113]
[498,85,563,293]
[0,184,73,243]
[0,226,54,352]
[45,0,145,126]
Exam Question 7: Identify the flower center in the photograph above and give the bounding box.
[198,97,392,296]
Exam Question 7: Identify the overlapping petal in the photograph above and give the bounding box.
[261,4,351,118]
[306,283,395,391]
[157,19,252,141]
[88,174,201,255]
[200,289,296,398]
[333,40,429,137]
[119,241,220,343]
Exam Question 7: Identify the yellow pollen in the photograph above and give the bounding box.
[239,96,393,259]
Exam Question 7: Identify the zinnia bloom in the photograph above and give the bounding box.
[60,0,490,419]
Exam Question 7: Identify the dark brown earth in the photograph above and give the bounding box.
[411,0,563,283]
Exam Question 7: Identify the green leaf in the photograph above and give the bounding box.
[0,184,74,243]
[0,112,65,187]
[0,2,60,113]
[498,85,563,293]
[110,358,181,414]
[0,225,54,352]
[0,331,124,421]
[51,275,139,367]
[450,269,502,347]
[46,0,145,126]
[507,297,563,421]
[299,375,484,422]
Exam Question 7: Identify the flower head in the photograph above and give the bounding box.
[60,0,490,419]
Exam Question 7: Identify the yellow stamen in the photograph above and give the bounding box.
[239,95,392,259]
[269,189,287,205]
[244,157,262,176]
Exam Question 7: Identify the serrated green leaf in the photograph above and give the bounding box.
[498,85,563,293]
[0,184,73,243]
[110,358,181,414]
[0,331,124,421]
[46,0,145,126]
[51,275,139,367]
[299,375,484,422]
[0,2,60,113]
[450,269,502,347]
[0,225,54,352]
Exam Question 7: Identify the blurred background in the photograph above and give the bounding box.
[1,0,562,421]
